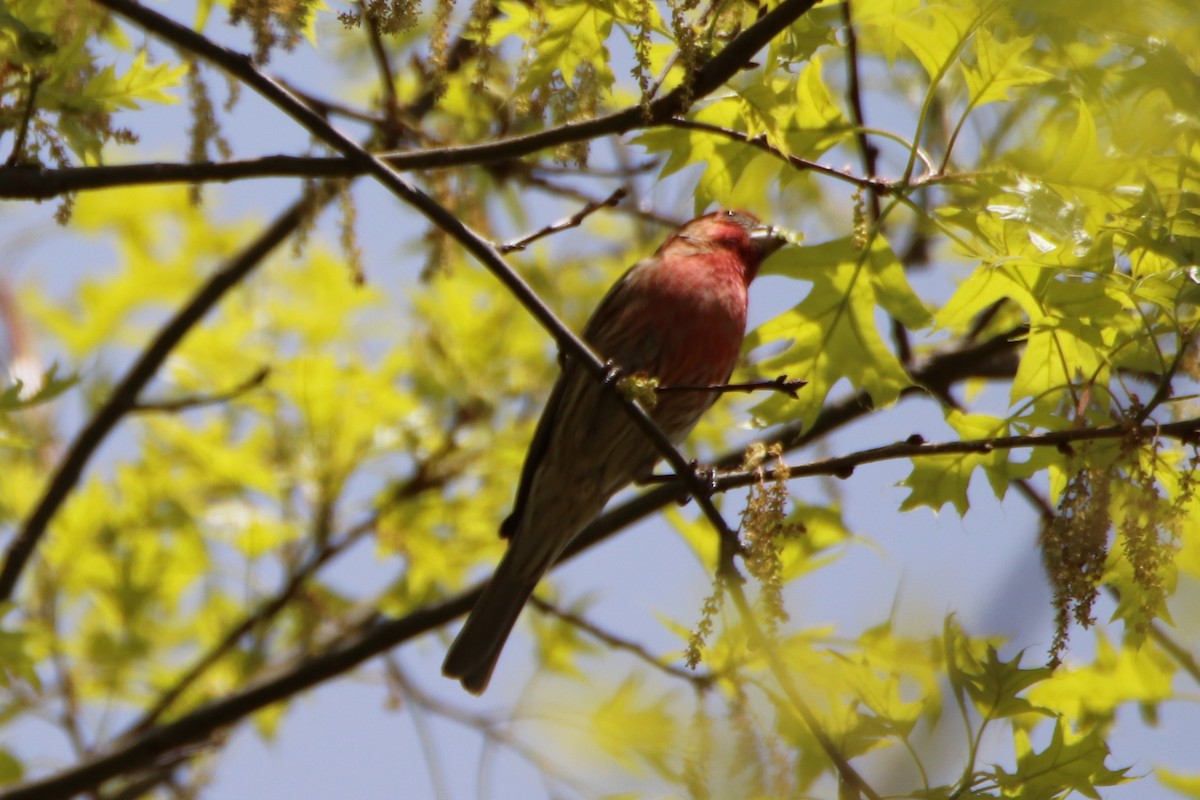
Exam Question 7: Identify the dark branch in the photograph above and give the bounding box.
[709,417,1200,492]
[6,72,42,167]
[668,117,906,192]
[529,596,717,689]
[130,366,269,413]
[840,0,912,371]
[0,156,350,199]
[359,0,402,140]
[499,187,628,253]
[5,0,819,200]
[656,374,806,399]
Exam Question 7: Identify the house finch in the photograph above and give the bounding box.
[442,209,786,693]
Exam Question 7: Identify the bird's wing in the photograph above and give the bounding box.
[500,262,645,540]
[499,365,571,540]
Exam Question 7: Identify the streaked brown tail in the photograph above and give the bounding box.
[442,547,539,694]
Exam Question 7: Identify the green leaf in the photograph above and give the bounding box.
[0,748,23,784]
[501,0,615,93]
[896,412,1011,515]
[734,57,846,159]
[74,51,186,111]
[889,2,976,81]
[962,25,1050,107]
[968,646,1053,720]
[1028,634,1176,724]
[998,721,1130,799]
[592,675,679,778]
[746,235,925,427]
[0,364,78,415]
[1011,316,1108,421]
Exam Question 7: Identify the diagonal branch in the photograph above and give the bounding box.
[528,596,717,689]
[668,117,913,193]
[655,374,806,399]
[129,366,269,413]
[499,187,627,253]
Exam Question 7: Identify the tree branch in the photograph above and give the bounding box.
[528,596,717,689]
[6,72,43,167]
[655,374,806,399]
[0,155,356,199]
[6,0,818,200]
[380,659,588,796]
[669,118,897,193]
[359,0,402,141]
[499,187,627,253]
[707,417,1200,492]
[129,366,268,414]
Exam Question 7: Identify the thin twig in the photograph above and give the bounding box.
[1136,328,1191,424]
[656,375,806,399]
[274,77,383,125]
[667,117,946,193]
[499,187,627,253]
[6,72,43,167]
[381,660,588,796]
[130,367,269,413]
[359,0,404,144]
[380,658,450,800]
[532,160,658,177]
[841,0,913,370]
[45,595,91,760]
[519,173,682,228]
[529,596,718,689]
[839,0,880,215]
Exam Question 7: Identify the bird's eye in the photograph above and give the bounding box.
[725,210,736,217]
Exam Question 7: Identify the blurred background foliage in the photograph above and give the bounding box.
[2,0,1200,797]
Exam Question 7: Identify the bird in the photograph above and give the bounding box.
[442,209,787,694]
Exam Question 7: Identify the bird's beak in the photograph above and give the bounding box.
[749,224,789,258]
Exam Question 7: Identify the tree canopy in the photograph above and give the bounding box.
[2,0,1200,797]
